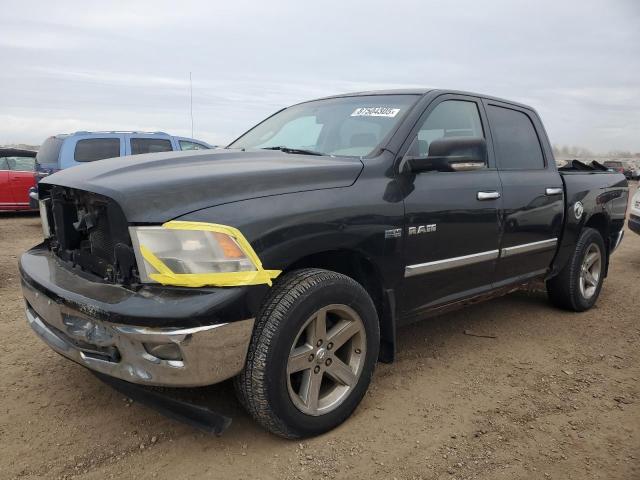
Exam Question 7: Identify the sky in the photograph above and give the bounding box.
[1,0,639,152]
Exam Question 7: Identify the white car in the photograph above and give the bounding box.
[630,188,640,234]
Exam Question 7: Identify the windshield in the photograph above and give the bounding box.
[229,95,420,157]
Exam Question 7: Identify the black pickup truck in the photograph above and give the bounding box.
[20,89,628,438]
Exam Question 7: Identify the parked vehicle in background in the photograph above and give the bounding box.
[629,188,640,234]
[30,131,213,206]
[22,89,628,438]
[603,160,625,174]
[0,148,36,211]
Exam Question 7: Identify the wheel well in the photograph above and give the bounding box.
[585,213,609,245]
[285,250,396,363]
[584,213,611,275]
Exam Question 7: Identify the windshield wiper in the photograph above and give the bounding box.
[261,146,325,156]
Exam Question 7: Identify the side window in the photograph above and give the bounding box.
[131,138,173,155]
[179,140,209,150]
[408,100,485,160]
[0,157,8,170]
[7,156,36,171]
[74,138,121,162]
[486,105,545,170]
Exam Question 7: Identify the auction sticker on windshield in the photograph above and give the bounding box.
[351,107,401,117]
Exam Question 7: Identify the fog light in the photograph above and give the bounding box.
[143,342,183,361]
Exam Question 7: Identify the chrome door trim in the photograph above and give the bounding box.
[405,250,499,277]
[500,238,558,258]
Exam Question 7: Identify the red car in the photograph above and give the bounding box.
[0,148,37,211]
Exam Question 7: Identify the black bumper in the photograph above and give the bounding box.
[19,244,266,328]
[630,214,640,235]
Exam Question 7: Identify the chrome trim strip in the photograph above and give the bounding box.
[405,249,499,277]
[500,238,558,258]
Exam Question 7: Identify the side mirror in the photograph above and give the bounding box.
[405,137,487,173]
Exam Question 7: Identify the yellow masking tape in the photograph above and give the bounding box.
[139,221,281,288]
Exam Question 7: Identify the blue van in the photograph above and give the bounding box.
[35,131,212,174]
[31,131,213,205]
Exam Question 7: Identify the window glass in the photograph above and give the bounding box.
[130,138,173,155]
[0,158,8,170]
[229,95,420,157]
[36,136,64,168]
[179,140,209,150]
[487,105,544,169]
[7,156,36,171]
[408,100,484,159]
[257,116,323,150]
[74,138,121,162]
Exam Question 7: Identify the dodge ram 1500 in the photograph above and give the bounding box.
[20,89,628,438]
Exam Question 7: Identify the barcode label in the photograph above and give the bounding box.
[351,107,401,118]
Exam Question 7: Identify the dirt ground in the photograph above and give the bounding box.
[1,185,638,480]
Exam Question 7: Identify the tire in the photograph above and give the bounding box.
[546,227,606,312]
[234,268,380,439]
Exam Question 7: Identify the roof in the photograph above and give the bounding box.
[305,88,535,112]
[0,148,37,157]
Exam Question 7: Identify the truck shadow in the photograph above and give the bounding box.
[86,288,554,441]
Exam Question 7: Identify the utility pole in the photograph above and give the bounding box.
[189,72,194,138]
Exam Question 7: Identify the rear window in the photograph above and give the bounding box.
[131,138,173,155]
[487,105,545,170]
[74,138,121,162]
[36,137,64,168]
[604,161,623,168]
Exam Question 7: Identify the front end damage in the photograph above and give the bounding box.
[20,186,264,434]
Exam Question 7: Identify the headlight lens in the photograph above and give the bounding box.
[128,221,280,287]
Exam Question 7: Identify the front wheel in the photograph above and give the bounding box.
[546,227,606,311]
[234,268,379,438]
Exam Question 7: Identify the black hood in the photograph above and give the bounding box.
[41,149,364,223]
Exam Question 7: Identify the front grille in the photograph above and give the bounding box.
[42,186,137,283]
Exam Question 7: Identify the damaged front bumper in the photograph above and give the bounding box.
[20,245,256,387]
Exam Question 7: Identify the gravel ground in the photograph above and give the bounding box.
[1,184,638,480]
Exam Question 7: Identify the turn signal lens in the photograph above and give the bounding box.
[212,232,244,258]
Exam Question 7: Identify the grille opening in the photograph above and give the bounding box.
[43,186,137,284]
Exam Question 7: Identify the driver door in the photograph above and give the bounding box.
[399,95,502,321]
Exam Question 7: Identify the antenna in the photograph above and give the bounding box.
[189,72,194,138]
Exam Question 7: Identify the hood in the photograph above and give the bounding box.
[41,149,363,223]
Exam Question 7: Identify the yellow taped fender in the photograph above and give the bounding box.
[139,221,281,287]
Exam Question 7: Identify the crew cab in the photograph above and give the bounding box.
[19,89,628,438]
[0,148,36,211]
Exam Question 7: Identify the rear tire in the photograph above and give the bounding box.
[546,227,606,312]
[234,268,379,439]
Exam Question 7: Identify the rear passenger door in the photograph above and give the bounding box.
[7,156,36,205]
[0,157,12,207]
[484,100,564,285]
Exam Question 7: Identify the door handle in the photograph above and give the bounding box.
[545,187,563,196]
[477,191,501,201]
